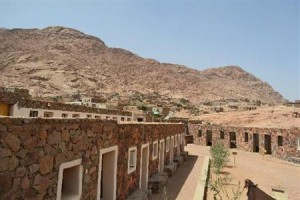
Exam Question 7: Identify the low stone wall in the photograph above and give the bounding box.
[190,123,300,160]
[0,118,184,199]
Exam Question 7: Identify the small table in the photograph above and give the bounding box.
[148,173,166,193]
[164,162,177,177]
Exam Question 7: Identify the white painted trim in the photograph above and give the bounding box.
[139,143,149,189]
[174,134,178,147]
[158,139,165,172]
[56,158,83,200]
[297,137,300,151]
[128,146,137,174]
[97,145,118,200]
[152,141,158,160]
[177,135,181,156]
[170,136,174,163]
[10,103,133,121]
[180,133,184,144]
[166,137,170,152]
[193,156,210,200]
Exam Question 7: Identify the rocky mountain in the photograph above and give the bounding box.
[0,26,286,104]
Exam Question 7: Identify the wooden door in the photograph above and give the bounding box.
[0,103,9,116]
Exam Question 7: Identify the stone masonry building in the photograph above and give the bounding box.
[0,117,185,199]
[189,122,300,162]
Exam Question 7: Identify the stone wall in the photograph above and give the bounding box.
[17,99,132,116]
[0,89,132,116]
[0,118,184,199]
[190,123,300,160]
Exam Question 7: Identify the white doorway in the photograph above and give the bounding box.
[177,134,180,157]
[158,139,165,172]
[97,146,118,200]
[170,136,174,163]
[139,143,149,190]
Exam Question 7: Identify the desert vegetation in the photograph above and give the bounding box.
[208,142,244,200]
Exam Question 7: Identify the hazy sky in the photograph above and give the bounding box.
[1,0,299,101]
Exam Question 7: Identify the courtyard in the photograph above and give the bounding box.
[151,144,300,200]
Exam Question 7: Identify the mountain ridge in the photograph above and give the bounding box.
[0,26,286,104]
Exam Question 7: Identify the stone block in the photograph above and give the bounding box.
[33,174,51,194]
[0,147,12,158]
[15,167,27,177]
[0,173,13,194]
[5,134,20,152]
[38,148,45,157]
[24,136,38,149]
[62,129,70,142]
[16,149,28,159]
[55,153,66,167]
[39,130,48,140]
[21,176,30,190]
[9,156,19,171]
[29,164,40,175]
[47,131,61,145]
[23,151,38,166]
[39,155,54,174]
[13,177,21,186]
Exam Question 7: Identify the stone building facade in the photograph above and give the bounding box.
[0,88,133,121]
[0,118,184,199]
[189,123,300,161]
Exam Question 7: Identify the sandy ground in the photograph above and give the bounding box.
[199,146,300,200]
[197,105,300,128]
[150,144,300,200]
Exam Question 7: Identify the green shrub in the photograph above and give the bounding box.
[210,142,230,174]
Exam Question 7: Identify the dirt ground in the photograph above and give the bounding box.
[176,105,300,129]
[150,144,300,200]
[197,105,300,128]
[201,146,300,200]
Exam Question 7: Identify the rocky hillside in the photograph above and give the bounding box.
[0,26,286,104]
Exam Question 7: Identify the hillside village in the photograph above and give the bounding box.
[0,27,299,200]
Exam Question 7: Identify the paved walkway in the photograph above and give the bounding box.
[150,144,300,200]
[150,144,206,200]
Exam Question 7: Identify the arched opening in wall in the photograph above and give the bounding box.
[253,133,259,153]
[206,130,212,146]
[264,134,272,154]
[140,143,149,190]
[229,132,237,148]
[56,159,83,200]
[97,146,118,200]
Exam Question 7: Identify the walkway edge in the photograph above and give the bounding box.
[193,156,210,200]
